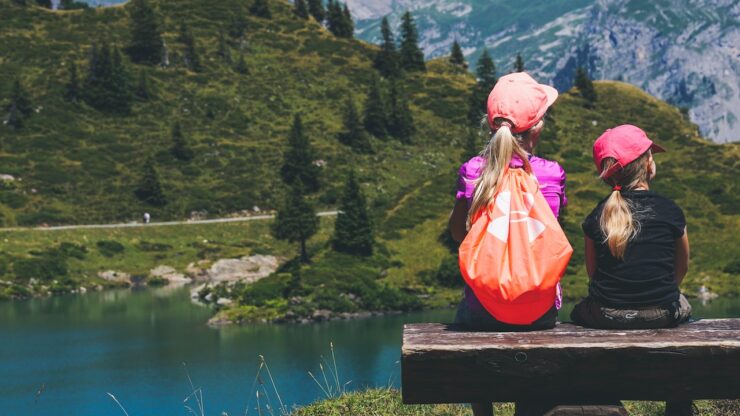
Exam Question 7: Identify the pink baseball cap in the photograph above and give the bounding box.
[487,72,558,134]
[593,124,665,178]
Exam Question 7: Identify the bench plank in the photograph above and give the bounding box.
[402,319,740,404]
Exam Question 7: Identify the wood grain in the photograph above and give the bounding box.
[401,320,740,404]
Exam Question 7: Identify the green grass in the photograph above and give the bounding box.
[292,389,740,416]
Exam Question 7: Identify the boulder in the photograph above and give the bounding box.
[98,270,132,285]
[206,255,279,284]
[149,265,192,285]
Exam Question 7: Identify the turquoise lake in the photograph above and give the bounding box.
[2,287,739,415]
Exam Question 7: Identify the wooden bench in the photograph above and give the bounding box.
[402,319,740,414]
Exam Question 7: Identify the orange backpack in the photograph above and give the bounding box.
[459,168,573,325]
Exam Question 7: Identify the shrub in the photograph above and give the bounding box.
[96,240,125,257]
[58,242,87,259]
[724,259,740,275]
[137,241,173,252]
[432,255,463,288]
[13,252,67,281]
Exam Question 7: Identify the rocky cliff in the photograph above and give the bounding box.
[351,0,739,142]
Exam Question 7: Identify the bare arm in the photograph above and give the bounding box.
[449,199,469,243]
[584,235,597,280]
[674,227,690,285]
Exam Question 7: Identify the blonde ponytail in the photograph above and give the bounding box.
[598,153,651,259]
[468,122,531,228]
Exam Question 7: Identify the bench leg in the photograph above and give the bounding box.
[665,401,694,416]
[472,402,494,416]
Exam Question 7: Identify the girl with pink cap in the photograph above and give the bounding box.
[571,125,693,415]
[572,124,692,328]
[448,72,566,416]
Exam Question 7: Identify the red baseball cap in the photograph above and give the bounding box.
[487,72,558,134]
[593,124,665,178]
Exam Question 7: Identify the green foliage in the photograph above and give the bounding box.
[135,69,151,99]
[374,17,401,78]
[307,0,324,23]
[13,248,68,281]
[514,53,525,72]
[170,122,194,161]
[125,0,162,65]
[280,114,320,193]
[59,0,88,10]
[575,66,597,104]
[430,254,463,287]
[177,23,202,72]
[249,0,271,19]
[216,29,231,63]
[35,0,51,9]
[399,11,425,72]
[96,240,125,257]
[326,0,353,38]
[387,81,414,142]
[82,42,132,114]
[449,40,466,68]
[227,8,248,38]
[272,184,318,263]
[233,53,248,74]
[5,78,32,128]
[333,170,373,256]
[337,97,371,153]
[64,60,80,102]
[135,158,167,206]
[293,0,309,19]
[468,48,496,125]
[723,259,740,275]
[363,75,388,138]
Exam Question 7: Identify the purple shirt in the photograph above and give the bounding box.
[456,154,568,311]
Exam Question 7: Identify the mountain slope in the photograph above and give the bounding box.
[0,0,472,226]
[351,0,740,143]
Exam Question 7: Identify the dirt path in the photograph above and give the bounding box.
[0,211,339,232]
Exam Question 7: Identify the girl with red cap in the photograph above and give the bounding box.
[449,72,567,416]
[572,124,692,328]
[571,125,693,415]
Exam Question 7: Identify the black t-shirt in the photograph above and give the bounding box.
[582,190,685,308]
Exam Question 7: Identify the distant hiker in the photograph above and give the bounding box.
[449,72,571,416]
[571,125,693,414]
[572,125,692,327]
[143,212,151,224]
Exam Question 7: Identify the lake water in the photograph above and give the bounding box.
[2,288,739,416]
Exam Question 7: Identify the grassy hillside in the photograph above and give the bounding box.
[0,0,472,226]
[0,0,737,318]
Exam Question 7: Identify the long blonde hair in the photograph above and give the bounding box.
[599,151,651,259]
[467,118,534,228]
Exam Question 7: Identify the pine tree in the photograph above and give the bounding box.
[217,29,232,63]
[363,76,387,138]
[294,0,309,19]
[170,122,194,161]
[7,79,32,116]
[326,0,345,38]
[307,0,325,23]
[64,60,79,102]
[5,79,32,129]
[272,183,318,263]
[387,81,414,143]
[59,0,88,9]
[374,17,401,78]
[280,114,320,193]
[467,48,496,125]
[399,11,425,72]
[177,23,202,72]
[332,170,373,256]
[575,66,597,105]
[126,0,163,65]
[234,53,248,74]
[449,40,466,68]
[135,158,167,206]
[462,129,480,162]
[227,9,247,39]
[135,69,151,99]
[249,0,271,19]
[514,53,524,72]
[342,3,354,37]
[83,42,132,114]
[338,97,372,153]
[35,0,52,8]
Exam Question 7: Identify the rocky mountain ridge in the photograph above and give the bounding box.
[350,0,739,142]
